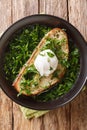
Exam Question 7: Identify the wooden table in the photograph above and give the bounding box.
[0,0,87,130]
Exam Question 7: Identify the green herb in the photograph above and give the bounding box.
[34,41,80,101]
[41,37,67,66]
[50,66,53,70]
[23,65,38,80]
[53,70,59,78]
[41,37,69,69]
[19,65,39,95]
[4,25,51,83]
[4,25,80,101]
[47,52,54,57]
[60,59,70,68]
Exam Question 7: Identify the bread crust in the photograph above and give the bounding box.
[12,28,69,96]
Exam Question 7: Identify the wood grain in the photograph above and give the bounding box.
[42,104,71,130]
[0,0,87,130]
[0,90,12,130]
[12,0,38,22]
[40,0,67,19]
[68,0,87,40]
[0,1,12,130]
[68,0,87,130]
[0,0,12,33]
[13,103,31,130]
[70,91,87,130]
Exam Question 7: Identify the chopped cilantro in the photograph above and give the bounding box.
[50,66,53,70]
[47,52,54,57]
[4,25,80,101]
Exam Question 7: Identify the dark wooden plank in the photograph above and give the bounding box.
[68,0,87,129]
[0,1,12,130]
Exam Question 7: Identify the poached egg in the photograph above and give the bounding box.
[34,49,58,76]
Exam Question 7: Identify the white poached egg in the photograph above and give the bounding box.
[34,49,58,76]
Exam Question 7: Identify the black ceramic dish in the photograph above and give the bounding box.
[0,14,87,110]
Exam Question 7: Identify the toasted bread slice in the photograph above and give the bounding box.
[12,28,69,96]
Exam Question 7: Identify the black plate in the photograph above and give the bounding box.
[0,14,87,110]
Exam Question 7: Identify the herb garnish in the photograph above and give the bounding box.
[35,42,80,101]
[47,52,54,57]
[18,65,39,95]
[4,25,80,101]
[4,25,51,83]
[41,37,68,67]
[50,66,53,70]
[23,65,38,80]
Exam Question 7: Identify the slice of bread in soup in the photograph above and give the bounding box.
[12,28,69,96]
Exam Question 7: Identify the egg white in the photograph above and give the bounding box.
[34,49,58,76]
